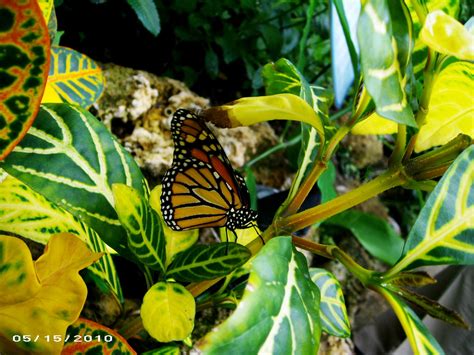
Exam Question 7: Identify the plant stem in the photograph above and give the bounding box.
[278,168,407,233]
[243,134,301,169]
[389,124,407,167]
[297,0,318,71]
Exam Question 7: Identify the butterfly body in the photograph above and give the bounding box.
[161,109,258,232]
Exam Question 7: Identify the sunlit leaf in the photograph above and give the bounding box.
[149,186,198,266]
[0,103,148,259]
[42,46,104,108]
[386,146,474,276]
[378,287,444,355]
[310,268,350,337]
[62,318,136,355]
[113,184,166,272]
[141,282,195,342]
[0,0,50,159]
[357,0,416,127]
[0,233,102,354]
[415,61,474,152]
[198,236,321,354]
[0,174,123,301]
[351,112,398,135]
[166,243,251,282]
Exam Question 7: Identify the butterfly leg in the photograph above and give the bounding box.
[252,223,265,245]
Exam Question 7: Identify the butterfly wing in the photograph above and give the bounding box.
[161,109,247,230]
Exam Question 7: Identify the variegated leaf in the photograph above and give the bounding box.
[198,236,321,354]
[38,0,54,24]
[0,174,123,301]
[415,61,474,152]
[42,46,104,108]
[166,243,251,282]
[310,268,350,337]
[0,0,50,160]
[378,287,444,355]
[0,103,148,260]
[357,0,416,127]
[113,184,166,272]
[386,146,474,277]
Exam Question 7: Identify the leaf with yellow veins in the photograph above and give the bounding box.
[352,112,398,135]
[416,61,474,152]
[421,10,474,60]
[202,93,325,145]
[0,233,102,354]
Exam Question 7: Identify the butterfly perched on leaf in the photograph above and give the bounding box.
[161,109,258,236]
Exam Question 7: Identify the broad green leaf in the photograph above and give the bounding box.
[166,243,251,282]
[141,282,195,342]
[310,268,350,337]
[127,0,161,36]
[42,46,105,108]
[326,210,405,265]
[357,0,416,127]
[198,236,321,354]
[386,146,474,277]
[0,233,102,354]
[405,0,460,73]
[378,287,444,355]
[63,318,136,354]
[0,103,148,259]
[415,61,474,152]
[317,161,337,203]
[421,10,474,60]
[149,186,198,266]
[113,184,166,272]
[0,0,50,160]
[0,174,123,301]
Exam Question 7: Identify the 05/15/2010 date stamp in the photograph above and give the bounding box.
[11,334,114,343]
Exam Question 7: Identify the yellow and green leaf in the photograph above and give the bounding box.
[0,0,50,160]
[0,103,148,260]
[357,0,416,127]
[421,10,474,60]
[415,61,474,152]
[62,318,136,355]
[198,236,321,354]
[386,145,474,277]
[42,46,105,108]
[377,287,444,355]
[0,233,102,354]
[38,0,54,25]
[113,184,166,272]
[149,186,198,266]
[0,174,123,301]
[352,112,398,135]
[310,268,350,338]
[166,243,251,282]
[141,282,195,342]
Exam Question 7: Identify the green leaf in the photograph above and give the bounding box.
[378,287,444,355]
[63,318,136,354]
[421,10,474,60]
[127,0,161,36]
[0,0,50,160]
[0,174,123,301]
[141,282,195,342]
[326,210,405,265]
[357,0,416,127]
[386,146,474,277]
[42,46,105,108]
[317,161,337,203]
[310,268,350,337]
[415,61,474,152]
[166,243,251,282]
[142,345,180,355]
[205,48,219,78]
[113,184,166,272]
[198,236,321,354]
[0,103,148,260]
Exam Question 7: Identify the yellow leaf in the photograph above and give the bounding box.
[421,10,474,60]
[149,186,198,266]
[41,83,63,104]
[203,93,325,145]
[0,233,102,354]
[141,282,195,342]
[352,112,398,135]
[38,0,54,24]
[416,61,474,152]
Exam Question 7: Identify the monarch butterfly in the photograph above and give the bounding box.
[161,109,258,237]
